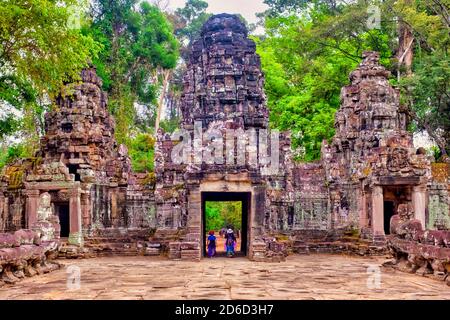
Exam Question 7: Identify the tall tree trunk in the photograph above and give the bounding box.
[396,1,414,79]
[155,69,172,133]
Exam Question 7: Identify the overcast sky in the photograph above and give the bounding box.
[165,0,268,25]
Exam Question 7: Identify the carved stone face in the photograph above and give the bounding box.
[387,148,409,172]
[39,193,51,208]
[37,192,53,222]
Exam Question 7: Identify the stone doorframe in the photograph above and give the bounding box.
[24,181,83,246]
[185,175,265,260]
[368,182,427,240]
[201,191,251,256]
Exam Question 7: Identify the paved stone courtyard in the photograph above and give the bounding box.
[0,254,448,300]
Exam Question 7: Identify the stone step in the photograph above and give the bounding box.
[184,233,201,241]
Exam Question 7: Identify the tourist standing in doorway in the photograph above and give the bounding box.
[207,231,216,258]
[225,228,236,257]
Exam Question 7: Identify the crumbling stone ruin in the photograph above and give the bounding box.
[321,51,431,241]
[155,13,293,261]
[0,192,60,287]
[0,14,448,280]
[0,67,156,257]
[385,203,450,285]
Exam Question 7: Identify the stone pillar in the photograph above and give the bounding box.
[110,188,118,227]
[0,194,6,231]
[412,184,427,228]
[359,190,368,228]
[118,186,128,227]
[249,186,264,260]
[81,191,90,230]
[25,189,40,229]
[371,186,385,239]
[186,188,201,237]
[184,187,201,261]
[69,186,83,246]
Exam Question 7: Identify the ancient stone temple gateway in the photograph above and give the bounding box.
[0,14,448,282]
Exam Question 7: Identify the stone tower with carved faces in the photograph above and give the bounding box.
[322,51,430,240]
[155,14,293,261]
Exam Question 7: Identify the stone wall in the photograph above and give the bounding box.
[0,67,155,247]
[291,163,329,231]
[428,163,450,230]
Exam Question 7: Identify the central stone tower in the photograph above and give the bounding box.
[155,14,293,261]
[180,13,269,130]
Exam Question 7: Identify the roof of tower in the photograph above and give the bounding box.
[200,13,248,37]
[349,50,391,83]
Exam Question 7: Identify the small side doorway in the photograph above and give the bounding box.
[384,201,395,235]
[56,203,70,238]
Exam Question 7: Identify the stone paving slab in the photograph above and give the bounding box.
[0,254,448,300]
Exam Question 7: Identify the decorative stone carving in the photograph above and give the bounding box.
[387,148,409,172]
[155,14,293,260]
[32,192,60,241]
[318,51,431,235]
[37,193,53,222]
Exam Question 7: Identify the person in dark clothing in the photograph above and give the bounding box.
[207,230,216,258]
[224,228,236,257]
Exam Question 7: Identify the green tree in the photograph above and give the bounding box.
[205,202,224,232]
[153,0,211,135]
[263,0,340,16]
[255,1,394,160]
[87,0,179,145]
[257,0,450,159]
[392,0,450,156]
[0,144,26,170]
[0,0,99,162]
[174,0,211,46]
[128,133,155,172]
[205,201,242,231]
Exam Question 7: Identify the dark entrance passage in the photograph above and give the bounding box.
[201,192,250,257]
[384,201,395,234]
[56,203,70,237]
[68,164,81,182]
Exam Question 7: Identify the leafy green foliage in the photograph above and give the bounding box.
[0,0,100,162]
[87,0,179,145]
[159,118,180,133]
[174,0,211,45]
[0,0,99,95]
[85,1,180,172]
[258,0,450,159]
[255,2,394,160]
[128,133,155,173]
[263,0,334,16]
[400,51,450,155]
[0,144,26,169]
[0,115,21,140]
[205,201,242,231]
[393,0,450,155]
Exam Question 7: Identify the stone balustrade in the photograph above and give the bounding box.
[0,229,60,286]
[385,214,450,286]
